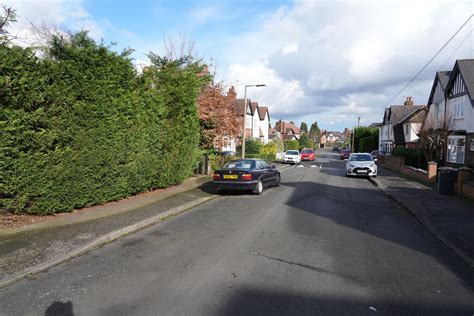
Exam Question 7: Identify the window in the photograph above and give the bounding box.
[447,136,465,164]
[245,115,252,128]
[453,97,464,119]
[405,124,409,136]
[257,160,269,169]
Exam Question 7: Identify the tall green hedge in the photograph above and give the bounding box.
[0,32,209,214]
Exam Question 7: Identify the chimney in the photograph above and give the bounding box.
[404,96,414,107]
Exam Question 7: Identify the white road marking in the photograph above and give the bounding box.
[310,165,317,168]
[297,165,304,168]
[320,164,323,169]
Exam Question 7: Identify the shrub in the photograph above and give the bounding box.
[0,32,209,214]
[284,140,299,150]
[359,135,377,153]
[392,147,427,169]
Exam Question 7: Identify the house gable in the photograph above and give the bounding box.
[446,60,474,102]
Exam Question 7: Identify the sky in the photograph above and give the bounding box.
[3,0,474,131]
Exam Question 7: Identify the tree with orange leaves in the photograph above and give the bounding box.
[198,83,240,150]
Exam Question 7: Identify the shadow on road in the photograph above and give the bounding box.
[214,287,473,315]
[45,301,74,316]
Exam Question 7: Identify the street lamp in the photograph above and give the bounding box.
[241,84,266,158]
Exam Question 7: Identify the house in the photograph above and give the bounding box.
[325,131,342,144]
[269,127,281,141]
[226,99,272,151]
[274,120,301,141]
[379,97,425,154]
[425,71,452,130]
[320,130,327,147]
[443,59,474,166]
[257,105,270,144]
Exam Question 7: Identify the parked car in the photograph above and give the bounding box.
[212,159,280,195]
[340,149,351,160]
[345,153,377,177]
[332,146,340,152]
[283,150,301,164]
[220,150,236,157]
[370,150,379,159]
[301,148,316,161]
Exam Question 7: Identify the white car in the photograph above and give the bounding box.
[283,150,301,164]
[346,153,377,177]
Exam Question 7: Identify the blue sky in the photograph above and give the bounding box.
[5,0,474,132]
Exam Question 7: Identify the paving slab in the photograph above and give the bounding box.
[374,167,474,267]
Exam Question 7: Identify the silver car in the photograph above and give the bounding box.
[345,153,377,177]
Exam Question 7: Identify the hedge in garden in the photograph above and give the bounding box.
[0,32,209,214]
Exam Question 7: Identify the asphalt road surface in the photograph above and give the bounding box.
[1,150,473,315]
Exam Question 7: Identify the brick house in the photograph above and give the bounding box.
[274,120,301,141]
[380,97,426,153]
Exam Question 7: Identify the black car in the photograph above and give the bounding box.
[212,158,280,195]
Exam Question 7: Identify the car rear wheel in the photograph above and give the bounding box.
[275,174,280,187]
[253,179,263,195]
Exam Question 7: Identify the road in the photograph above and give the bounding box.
[1,150,473,315]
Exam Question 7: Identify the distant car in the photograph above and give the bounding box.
[340,149,351,160]
[283,150,301,164]
[346,153,377,177]
[370,150,379,159]
[221,151,236,157]
[332,146,340,152]
[212,159,280,195]
[300,148,316,161]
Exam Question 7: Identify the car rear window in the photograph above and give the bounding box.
[223,160,255,169]
[302,149,313,154]
[286,151,299,155]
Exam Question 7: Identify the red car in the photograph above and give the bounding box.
[301,148,316,161]
[340,149,351,160]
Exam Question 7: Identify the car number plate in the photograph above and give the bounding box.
[223,175,238,179]
[358,170,368,173]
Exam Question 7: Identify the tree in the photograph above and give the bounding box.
[309,121,321,144]
[284,140,299,150]
[299,133,312,150]
[418,112,455,164]
[237,138,262,154]
[353,126,378,152]
[197,83,239,150]
[0,5,17,44]
[300,122,308,134]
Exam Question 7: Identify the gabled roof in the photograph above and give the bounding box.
[232,99,253,116]
[258,106,269,121]
[399,107,427,124]
[446,59,474,101]
[386,105,424,125]
[275,121,301,135]
[427,71,451,105]
[250,101,258,115]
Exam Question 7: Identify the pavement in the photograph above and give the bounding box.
[373,166,474,268]
[0,163,292,288]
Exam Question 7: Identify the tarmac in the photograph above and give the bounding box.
[0,162,473,288]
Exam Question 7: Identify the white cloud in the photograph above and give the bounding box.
[220,0,473,130]
[2,0,135,45]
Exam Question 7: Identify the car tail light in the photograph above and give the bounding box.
[212,173,221,180]
[241,173,252,181]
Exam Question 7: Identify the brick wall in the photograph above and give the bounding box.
[380,155,404,173]
[461,182,474,200]
[400,165,435,184]
[465,133,474,168]
[380,156,437,183]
